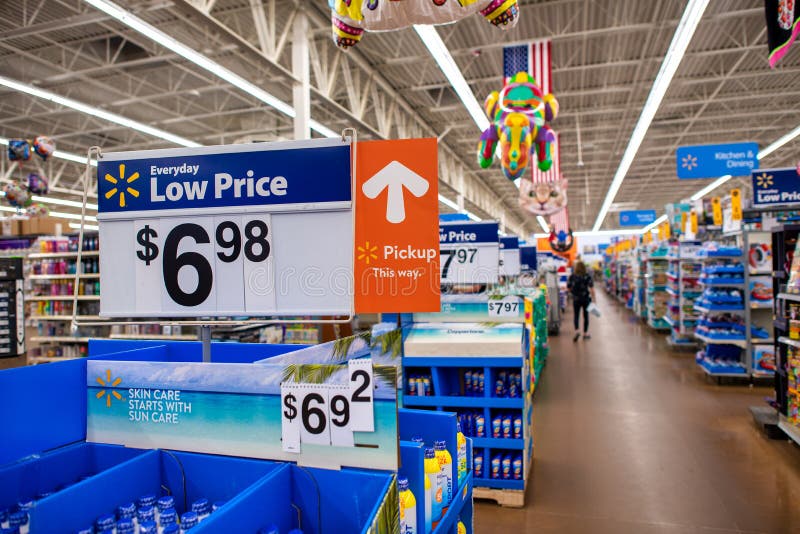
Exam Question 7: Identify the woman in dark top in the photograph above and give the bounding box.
[567,261,595,341]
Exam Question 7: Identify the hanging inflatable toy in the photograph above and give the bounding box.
[330,0,519,50]
[25,202,49,218]
[33,136,56,161]
[477,71,559,181]
[517,175,567,216]
[27,173,49,196]
[2,182,30,209]
[548,228,574,253]
[7,139,31,162]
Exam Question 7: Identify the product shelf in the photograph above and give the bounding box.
[779,337,800,349]
[29,274,100,280]
[471,478,524,490]
[471,437,524,450]
[27,251,100,259]
[778,415,800,446]
[29,315,105,321]
[777,293,800,302]
[693,333,747,348]
[109,333,197,341]
[29,336,91,344]
[26,295,100,301]
[403,395,524,410]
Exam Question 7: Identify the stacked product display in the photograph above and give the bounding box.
[397,290,547,508]
[774,224,800,442]
[645,246,670,330]
[0,258,25,359]
[693,242,748,376]
[665,241,701,347]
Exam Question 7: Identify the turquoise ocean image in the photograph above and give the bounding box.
[87,388,397,471]
[86,358,398,471]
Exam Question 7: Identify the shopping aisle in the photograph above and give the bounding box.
[475,290,800,534]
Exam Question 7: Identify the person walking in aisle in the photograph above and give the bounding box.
[568,261,595,341]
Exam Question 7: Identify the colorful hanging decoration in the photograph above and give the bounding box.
[32,136,56,161]
[27,173,49,195]
[518,173,568,216]
[477,71,559,181]
[329,0,519,50]
[547,209,573,253]
[25,202,49,218]
[2,182,31,208]
[7,140,31,162]
[766,0,800,67]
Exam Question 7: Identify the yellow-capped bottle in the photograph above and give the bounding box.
[398,477,418,534]
[434,440,453,506]
[424,447,443,525]
[456,422,467,485]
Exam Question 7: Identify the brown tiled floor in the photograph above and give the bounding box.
[474,291,800,533]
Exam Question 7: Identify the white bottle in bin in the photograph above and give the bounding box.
[191,498,210,522]
[180,511,199,531]
[9,510,30,534]
[158,508,178,534]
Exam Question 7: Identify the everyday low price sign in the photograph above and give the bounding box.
[752,167,800,207]
[97,138,440,317]
[676,142,758,179]
[438,221,500,284]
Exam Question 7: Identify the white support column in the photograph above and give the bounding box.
[292,11,310,140]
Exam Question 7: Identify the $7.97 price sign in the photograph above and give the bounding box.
[280,359,374,453]
[487,296,521,317]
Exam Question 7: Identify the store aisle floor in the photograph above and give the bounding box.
[474,291,800,534]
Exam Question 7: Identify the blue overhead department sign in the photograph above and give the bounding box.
[619,210,657,227]
[751,167,800,207]
[676,142,758,179]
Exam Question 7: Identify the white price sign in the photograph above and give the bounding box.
[499,237,521,276]
[488,296,522,317]
[439,221,500,285]
[280,359,375,452]
[97,139,353,317]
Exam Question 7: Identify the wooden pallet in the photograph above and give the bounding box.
[473,486,525,508]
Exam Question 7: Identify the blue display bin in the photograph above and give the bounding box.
[398,409,473,534]
[1,338,400,533]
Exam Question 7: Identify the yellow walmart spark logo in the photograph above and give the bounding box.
[95,369,124,407]
[357,241,378,265]
[755,172,774,189]
[104,163,140,208]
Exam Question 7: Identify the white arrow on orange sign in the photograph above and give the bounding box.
[361,160,429,223]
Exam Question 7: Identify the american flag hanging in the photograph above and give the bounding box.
[503,40,552,93]
[503,41,561,185]
[551,208,569,233]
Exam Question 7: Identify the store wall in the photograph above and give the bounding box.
[576,235,610,266]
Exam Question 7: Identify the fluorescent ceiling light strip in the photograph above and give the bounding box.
[438,194,460,211]
[0,206,96,222]
[592,0,710,231]
[465,211,481,222]
[690,174,731,201]
[536,215,550,233]
[0,76,200,148]
[758,124,800,160]
[84,0,336,138]
[69,222,100,231]
[0,137,96,167]
[50,211,97,222]
[413,25,490,132]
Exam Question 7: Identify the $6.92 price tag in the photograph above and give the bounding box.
[280,359,375,453]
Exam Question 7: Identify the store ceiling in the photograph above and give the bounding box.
[1,0,799,234]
